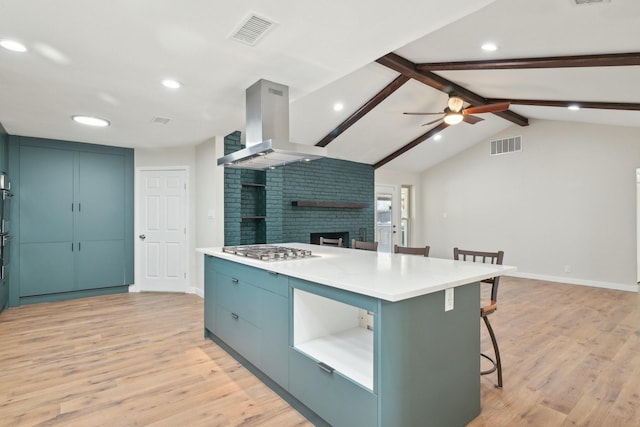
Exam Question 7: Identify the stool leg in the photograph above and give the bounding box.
[482,315,503,389]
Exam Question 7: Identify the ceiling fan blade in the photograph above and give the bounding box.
[421,118,444,126]
[463,102,510,115]
[462,114,484,125]
[403,111,445,116]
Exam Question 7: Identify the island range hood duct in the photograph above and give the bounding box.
[217,79,327,170]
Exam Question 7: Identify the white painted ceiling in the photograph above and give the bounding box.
[1,0,639,172]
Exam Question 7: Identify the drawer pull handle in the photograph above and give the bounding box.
[318,362,335,374]
[268,271,278,276]
[231,313,239,320]
[231,278,239,284]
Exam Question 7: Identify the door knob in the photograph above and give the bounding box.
[139,234,146,240]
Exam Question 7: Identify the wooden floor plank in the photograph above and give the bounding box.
[1,278,639,426]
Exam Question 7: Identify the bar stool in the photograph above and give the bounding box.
[351,239,378,251]
[453,247,505,389]
[393,244,430,257]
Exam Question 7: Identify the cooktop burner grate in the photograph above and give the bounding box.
[222,245,313,261]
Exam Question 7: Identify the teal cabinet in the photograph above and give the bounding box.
[204,255,482,427]
[18,146,75,296]
[10,137,133,305]
[205,256,289,388]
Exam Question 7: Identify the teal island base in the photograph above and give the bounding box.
[203,255,482,427]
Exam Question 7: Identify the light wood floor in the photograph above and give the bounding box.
[1,277,639,426]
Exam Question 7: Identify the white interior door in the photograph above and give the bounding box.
[138,169,188,292]
[375,184,400,253]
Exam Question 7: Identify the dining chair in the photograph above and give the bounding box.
[351,239,378,251]
[453,247,505,389]
[319,237,343,247]
[393,244,430,257]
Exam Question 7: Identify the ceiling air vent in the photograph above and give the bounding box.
[490,136,522,156]
[230,13,276,46]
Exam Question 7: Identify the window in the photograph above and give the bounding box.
[400,186,410,247]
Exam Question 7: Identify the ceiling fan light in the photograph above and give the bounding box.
[444,112,463,125]
[447,96,464,112]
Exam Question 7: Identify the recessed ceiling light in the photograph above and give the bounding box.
[0,39,27,53]
[481,43,498,52]
[433,134,442,141]
[162,79,182,89]
[333,102,344,112]
[568,104,581,111]
[72,115,110,127]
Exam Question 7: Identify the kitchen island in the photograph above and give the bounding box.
[197,243,516,427]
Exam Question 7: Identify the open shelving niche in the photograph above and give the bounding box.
[293,288,374,391]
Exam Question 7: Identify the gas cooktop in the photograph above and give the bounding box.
[222,245,313,261]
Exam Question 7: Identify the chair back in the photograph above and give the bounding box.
[351,239,378,251]
[319,237,343,247]
[453,248,504,303]
[394,245,430,257]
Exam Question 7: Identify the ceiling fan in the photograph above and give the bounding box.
[403,95,511,126]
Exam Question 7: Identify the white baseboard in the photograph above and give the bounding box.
[507,271,639,293]
[187,286,204,298]
[128,283,203,296]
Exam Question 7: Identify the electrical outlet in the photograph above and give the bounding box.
[445,288,454,311]
[564,264,571,273]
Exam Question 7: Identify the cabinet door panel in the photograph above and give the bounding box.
[204,257,216,332]
[289,347,377,427]
[20,242,74,296]
[75,240,125,289]
[260,290,289,388]
[76,152,125,240]
[214,271,261,326]
[215,305,261,366]
[19,146,74,243]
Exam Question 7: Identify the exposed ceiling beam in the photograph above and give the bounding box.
[376,53,529,127]
[488,98,640,111]
[416,52,640,71]
[315,75,411,147]
[374,122,449,169]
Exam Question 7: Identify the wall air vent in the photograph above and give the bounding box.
[230,13,276,46]
[151,117,171,125]
[572,0,611,5]
[490,136,522,156]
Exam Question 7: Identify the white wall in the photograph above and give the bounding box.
[420,120,640,292]
[375,168,424,247]
[195,137,225,295]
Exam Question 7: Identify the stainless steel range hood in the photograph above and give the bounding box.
[217,79,327,170]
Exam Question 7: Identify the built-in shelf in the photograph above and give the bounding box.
[292,201,369,209]
[242,182,266,187]
[293,288,374,391]
[241,215,266,220]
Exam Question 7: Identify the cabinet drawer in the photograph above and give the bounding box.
[212,257,288,297]
[289,348,377,427]
[215,306,261,367]
[214,271,261,326]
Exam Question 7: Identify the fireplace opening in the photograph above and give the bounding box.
[310,231,350,247]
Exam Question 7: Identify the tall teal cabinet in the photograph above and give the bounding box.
[0,125,8,313]
[9,136,134,306]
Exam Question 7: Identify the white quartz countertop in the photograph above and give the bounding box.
[197,243,516,302]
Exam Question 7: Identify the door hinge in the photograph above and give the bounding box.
[184,228,186,235]
[184,272,186,279]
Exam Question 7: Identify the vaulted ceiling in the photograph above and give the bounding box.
[1,0,639,173]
